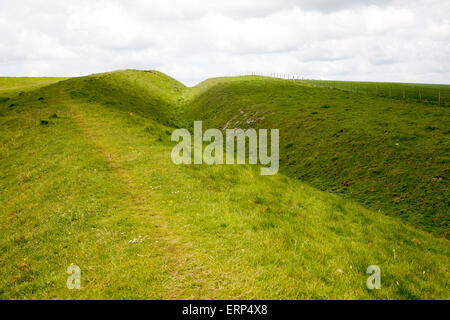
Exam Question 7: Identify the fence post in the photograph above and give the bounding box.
[376,85,378,95]
[419,90,421,100]
[403,89,405,99]
[438,91,441,105]
[366,86,368,94]
[389,87,392,97]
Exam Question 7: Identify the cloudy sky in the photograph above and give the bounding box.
[0,0,449,85]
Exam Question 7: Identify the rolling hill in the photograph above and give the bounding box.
[0,70,448,299]
[186,76,449,237]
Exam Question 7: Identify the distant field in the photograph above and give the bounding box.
[297,79,450,106]
[0,77,68,101]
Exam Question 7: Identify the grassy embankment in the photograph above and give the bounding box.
[187,75,449,237]
[0,70,448,299]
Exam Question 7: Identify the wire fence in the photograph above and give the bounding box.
[241,72,449,106]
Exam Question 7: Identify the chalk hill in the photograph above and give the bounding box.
[0,70,448,299]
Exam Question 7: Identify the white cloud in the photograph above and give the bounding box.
[0,0,449,85]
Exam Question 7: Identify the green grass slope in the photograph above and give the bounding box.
[0,70,448,299]
[60,70,188,126]
[187,76,449,237]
